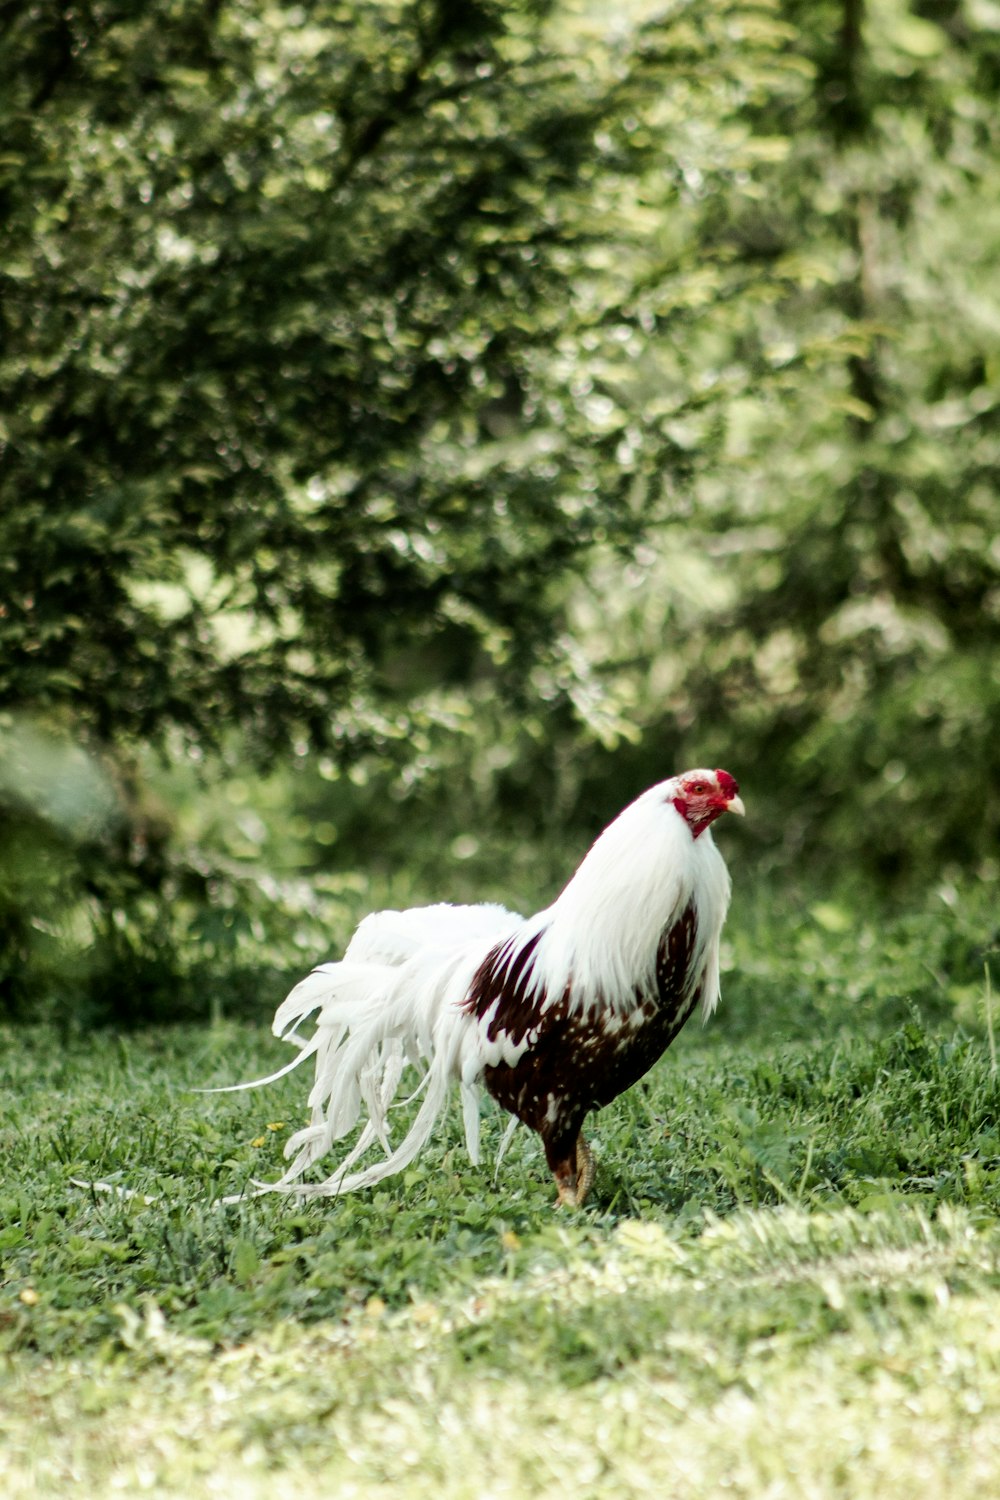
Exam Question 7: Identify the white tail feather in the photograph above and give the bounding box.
[461,1082,481,1167]
[493,1114,520,1180]
[195,1036,321,1095]
[221,908,523,1201]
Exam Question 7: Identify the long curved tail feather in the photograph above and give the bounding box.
[219,931,509,1201]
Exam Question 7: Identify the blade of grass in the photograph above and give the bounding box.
[986,962,997,1078]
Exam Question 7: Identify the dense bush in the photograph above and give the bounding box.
[2,0,998,1019]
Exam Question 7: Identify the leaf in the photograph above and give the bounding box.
[811,904,852,935]
[232,1239,260,1285]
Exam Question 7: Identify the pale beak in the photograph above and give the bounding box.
[726,794,746,818]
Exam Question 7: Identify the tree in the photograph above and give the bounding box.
[559,0,1000,882]
[0,0,802,1017]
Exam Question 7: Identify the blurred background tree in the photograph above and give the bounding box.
[1,0,997,1023]
[574,0,1000,880]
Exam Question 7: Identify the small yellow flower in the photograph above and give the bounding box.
[19,1288,39,1306]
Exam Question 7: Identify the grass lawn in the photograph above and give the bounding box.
[3,886,1000,1496]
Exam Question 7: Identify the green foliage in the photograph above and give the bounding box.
[0,0,814,1016]
[3,0,1000,1020]
[560,0,1000,877]
[0,0,796,760]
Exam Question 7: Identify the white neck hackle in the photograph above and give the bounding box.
[503,776,733,1020]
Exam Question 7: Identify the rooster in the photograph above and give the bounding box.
[221,768,743,1207]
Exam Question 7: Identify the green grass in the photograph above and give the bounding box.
[3,884,1000,1495]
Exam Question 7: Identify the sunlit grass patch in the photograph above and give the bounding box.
[4,944,1000,1496]
[5,1201,1000,1497]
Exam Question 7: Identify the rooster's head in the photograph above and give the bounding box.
[671,768,745,839]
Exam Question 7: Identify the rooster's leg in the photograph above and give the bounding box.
[552,1133,595,1208]
[574,1134,595,1204]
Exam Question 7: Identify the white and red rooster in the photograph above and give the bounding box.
[222,768,743,1206]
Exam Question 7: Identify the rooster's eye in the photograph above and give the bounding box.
[688,781,710,796]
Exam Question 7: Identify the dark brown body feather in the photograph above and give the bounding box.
[465,903,701,1187]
